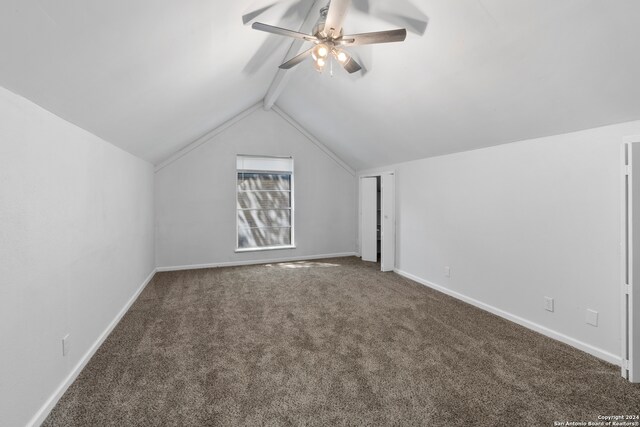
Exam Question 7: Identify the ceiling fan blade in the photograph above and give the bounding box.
[340,28,407,45]
[252,22,317,42]
[370,0,429,35]
[242,3,279,25]
[377,14,427,36]
[351,0,370,14]
[323,0,351,37]
[244,34,285,74]
[341,55,362,74]
[279,47,314,69]
[350,50,369,75]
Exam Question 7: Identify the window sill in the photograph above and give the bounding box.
[235,245,297,253]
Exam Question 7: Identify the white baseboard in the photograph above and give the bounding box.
[156,252,358,272]
[394,269,622,367]
[32,262,616,426]
[27,269,157,427]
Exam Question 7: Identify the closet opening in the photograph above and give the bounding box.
[360,172,395,272]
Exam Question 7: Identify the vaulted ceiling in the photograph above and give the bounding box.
[2,0,640,170]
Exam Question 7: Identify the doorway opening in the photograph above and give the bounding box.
[360,172,395,272]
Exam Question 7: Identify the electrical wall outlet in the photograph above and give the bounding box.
[544,297,554,312]
[62,334,71,357]
[586,309,598,327]
[444,266,451,278]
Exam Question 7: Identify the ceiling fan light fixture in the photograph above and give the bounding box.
[250,0,409,75]
[312,43,330,61]
[334,49,348,64]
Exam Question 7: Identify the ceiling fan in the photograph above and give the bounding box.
[250,0,407,74]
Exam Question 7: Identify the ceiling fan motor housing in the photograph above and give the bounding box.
[249,0,407,74]
[314,6,329,38]
[315,3,342,40]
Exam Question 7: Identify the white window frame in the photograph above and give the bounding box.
[235,155,295,253]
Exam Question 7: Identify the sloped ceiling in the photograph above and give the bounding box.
[1,0,640,170]
[277,0,640,169]
[0,0,309,163]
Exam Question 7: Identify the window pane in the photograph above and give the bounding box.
[238,173,290,191]
[236,167,292,250]
[238,209,291,229]
[238,227,292,249]
[237,191,290,209]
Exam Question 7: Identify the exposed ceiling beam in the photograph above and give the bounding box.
[263,0,326,110]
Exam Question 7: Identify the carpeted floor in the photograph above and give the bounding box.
[44,257,640,426]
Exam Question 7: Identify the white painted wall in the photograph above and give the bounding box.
[0,86,155,427]
[359,120,640,364]
[155,107,357,269]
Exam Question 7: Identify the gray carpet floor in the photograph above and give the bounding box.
[44,257,640,426]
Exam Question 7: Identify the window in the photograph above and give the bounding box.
[236,155,294,251]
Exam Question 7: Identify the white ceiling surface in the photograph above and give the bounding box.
[0,0,308,163]
[277,0,640,170]
[1,1,640,170]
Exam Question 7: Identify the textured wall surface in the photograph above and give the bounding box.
[155,108,357,269]
[359,120,640,361]
[0,86,155,427]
